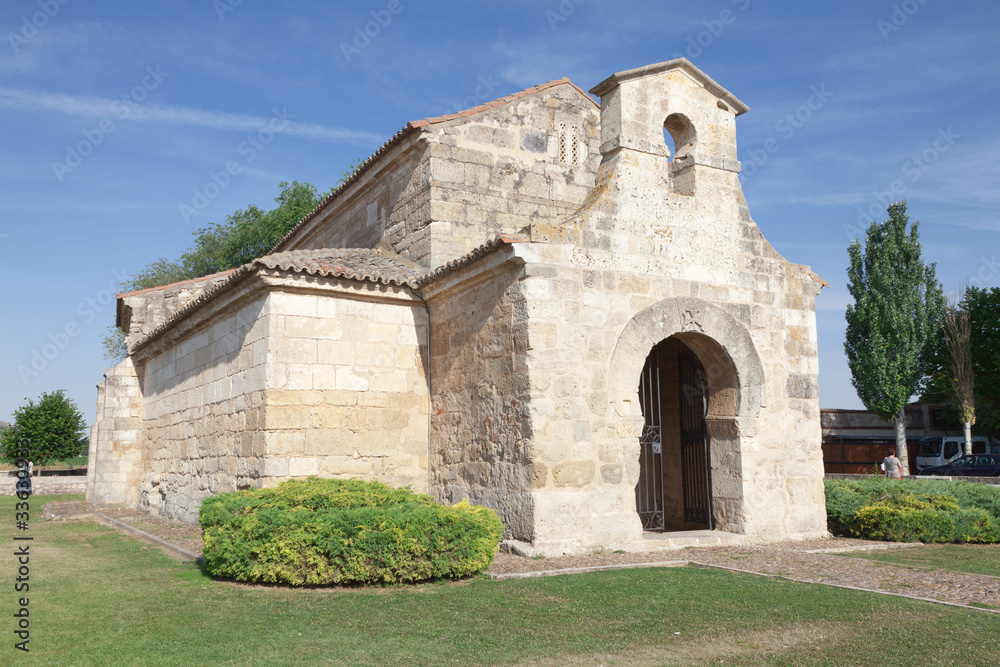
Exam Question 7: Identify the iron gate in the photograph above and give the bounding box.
[679,351,712,529]
[635,347,664,531]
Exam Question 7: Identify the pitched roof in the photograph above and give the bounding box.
[590,58,749,116]
[126,237,525,355]
[256,248,424,287]
[117,268,240,300]
[271,79,595,254]
[128,247,426,354]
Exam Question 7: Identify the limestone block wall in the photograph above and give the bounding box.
[87,357,142,507]
[515,63,827,554]
[261,277,429,492]
[1,476,87,496]
[281,139,434,266]
[425,254,535,541]
[518,240,824,554]
[118,270,237,349]
[135,294,270,522]
[423,84,600,267]
[282,84,599,272]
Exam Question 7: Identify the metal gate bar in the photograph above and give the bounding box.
[679,351,712,529]
[635,347,664,531]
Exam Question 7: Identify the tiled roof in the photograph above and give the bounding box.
[420,234,526,284]
[128,248,422,354]
[256,248,424,287]
[127,238,525,355]
[116,268,239,300]
[271,79,595,254]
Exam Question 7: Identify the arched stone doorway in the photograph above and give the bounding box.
[636,334,738,532]
[608,297,765,536]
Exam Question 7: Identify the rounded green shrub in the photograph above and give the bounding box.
[199,478,504,586]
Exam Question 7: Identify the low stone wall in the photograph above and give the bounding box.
[0,476,87,496]
[826,473,1000,486]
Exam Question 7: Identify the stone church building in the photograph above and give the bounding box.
[88,59,828,555]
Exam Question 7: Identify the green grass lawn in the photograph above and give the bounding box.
[2,495,999,666]
[843,543,1000,578]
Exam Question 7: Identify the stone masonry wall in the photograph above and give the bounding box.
[135,294,270,523]
[88,357,142,507]
[281,139,434,266]
[423,83,600,267]
[118,271,237,349]
[516,63,827,553]
[1,476,87,496]
[260,277,429,492]
[426,255,534,541]
[283,84,599,272]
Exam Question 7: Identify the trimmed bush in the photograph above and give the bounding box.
[825,477,1000,544]
[199,478,504,586]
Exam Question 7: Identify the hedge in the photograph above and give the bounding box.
[825,477,1000,544]
[199,478,504,586]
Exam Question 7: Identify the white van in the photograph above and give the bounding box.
[915,436,1000,471]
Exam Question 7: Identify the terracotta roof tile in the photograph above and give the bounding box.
[116,268,239,300]
[128,248,425,354]
[419,234,526,285]
[256,248,424,287]
[128,237,527,355]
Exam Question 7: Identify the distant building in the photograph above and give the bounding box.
[821,403,959,475]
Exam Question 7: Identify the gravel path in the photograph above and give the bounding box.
[47,501,1000,609]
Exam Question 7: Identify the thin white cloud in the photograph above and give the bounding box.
[0,87,383,144]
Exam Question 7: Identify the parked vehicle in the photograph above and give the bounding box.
[918,454,1000,477]
[914,436,1000,471]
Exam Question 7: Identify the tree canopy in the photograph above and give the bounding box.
[845,201,944,470]
[0,390,89,466]
[102,179,338,361]
[925,286,1000,436]
[127,180,327,293]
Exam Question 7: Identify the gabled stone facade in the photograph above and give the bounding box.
[90,59,828,554]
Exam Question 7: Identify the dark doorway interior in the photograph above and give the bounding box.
[636,338,712,532]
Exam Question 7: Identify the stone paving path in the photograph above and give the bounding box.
[682,542,1000,611]
[47,501,1000,611]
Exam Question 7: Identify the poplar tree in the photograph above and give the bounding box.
[845,201,944,474]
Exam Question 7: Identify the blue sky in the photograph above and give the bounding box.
[2,0,998,424]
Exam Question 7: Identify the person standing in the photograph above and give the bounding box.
[883,448,903,479]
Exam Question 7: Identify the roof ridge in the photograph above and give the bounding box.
[117,268,240,299]
[271,78,596,254]
[409,78,597,128]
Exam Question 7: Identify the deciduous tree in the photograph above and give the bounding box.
[0,390,88,468]
[845,201,944,474]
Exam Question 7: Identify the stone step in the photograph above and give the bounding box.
[640,529,745,552]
